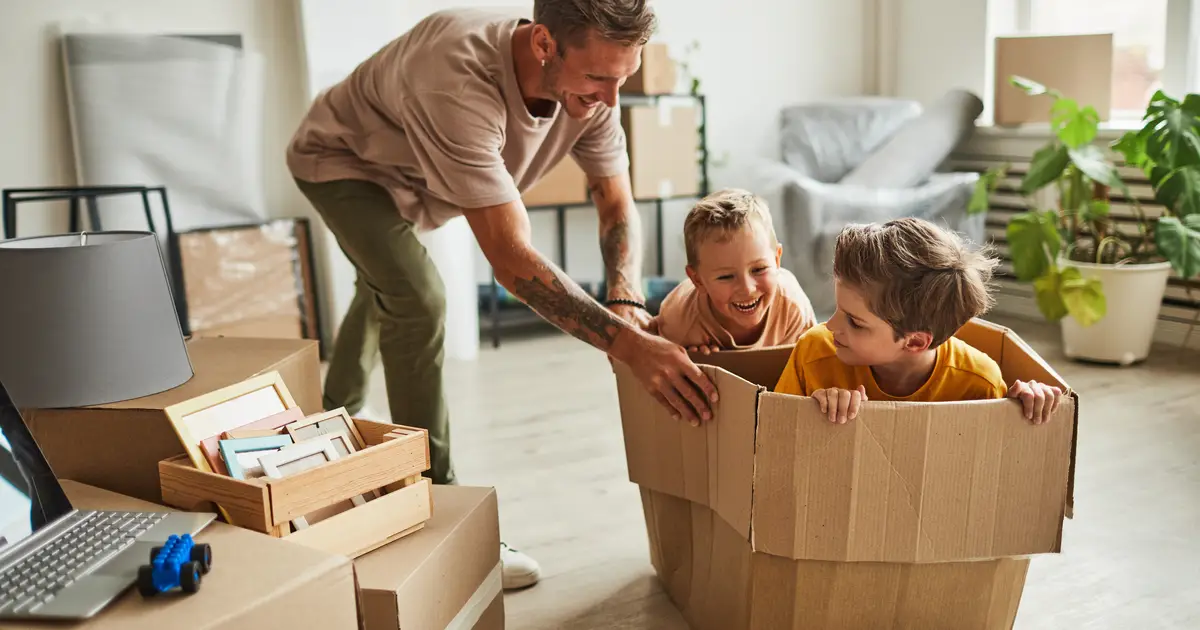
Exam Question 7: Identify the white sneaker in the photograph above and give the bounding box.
[500,542,540,590]
[355,404,391,422]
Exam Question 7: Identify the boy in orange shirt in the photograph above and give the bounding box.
[654,189,816,353]
[774,218,1063,424]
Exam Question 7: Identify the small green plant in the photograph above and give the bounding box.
[971,76,1200,327]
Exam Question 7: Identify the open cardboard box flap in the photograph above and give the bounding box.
[615,318,1079,564]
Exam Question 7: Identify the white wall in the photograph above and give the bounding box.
[887,0,991,107]
[0,0,310,236]
[0,0,868,358]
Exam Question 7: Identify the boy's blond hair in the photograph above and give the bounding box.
[833,218,998,347]
[683,188,778,266]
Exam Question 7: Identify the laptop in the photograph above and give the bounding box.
[0,379,215,619]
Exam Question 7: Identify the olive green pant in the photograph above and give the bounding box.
[295,177,456,485]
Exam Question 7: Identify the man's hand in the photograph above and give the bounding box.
[1007,379,1063,425]
[614,332,719,426]
[608,302,653,331]
[813,386,868,424]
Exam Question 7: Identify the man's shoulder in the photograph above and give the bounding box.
[395,9,516,96]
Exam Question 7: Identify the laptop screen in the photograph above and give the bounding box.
[0,379,72,553]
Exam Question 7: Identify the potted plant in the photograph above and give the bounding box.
[971,77,1200,364]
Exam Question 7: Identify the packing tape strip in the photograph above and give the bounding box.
[445,561,503,630]
[658,99,672,127]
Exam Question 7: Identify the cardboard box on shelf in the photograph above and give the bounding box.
[20,337,321,503]
[614,318,1077,629]
[1,481,360,630]
[621,43,677,95]
[355,485,504,630]
[523,157,588,207]
[622,102,700,200]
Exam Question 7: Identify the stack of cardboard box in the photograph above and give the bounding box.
[615,319,1078,629]
[519,42,700,206]
[19,335,504,629]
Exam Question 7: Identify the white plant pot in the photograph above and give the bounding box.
[1059,259,1173,365]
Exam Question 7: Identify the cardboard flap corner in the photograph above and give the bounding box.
[614,360,761,539]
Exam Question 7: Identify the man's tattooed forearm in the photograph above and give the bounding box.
[512,266,621,348]
[600,219,638,298]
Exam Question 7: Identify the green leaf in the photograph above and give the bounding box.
[1059,267,1107,327]
[1068,144,1126,191]
[1083,199,1111,222]
[1052,100,1099,148]
[1141,91,1200,170]
[1033,269,1068,321]
[1021,144,1070,195]
[1155,214,1200,279]
[1112,131,1151,171]
[1007,210,1062,281]
[1154,166,1200,218]
[1009,75,1051,96]
[968,166,1008,215]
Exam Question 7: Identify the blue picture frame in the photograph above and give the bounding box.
[218,435,294,480]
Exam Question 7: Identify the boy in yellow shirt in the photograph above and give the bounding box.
[654,189,816,352]
[774,218,1063,424]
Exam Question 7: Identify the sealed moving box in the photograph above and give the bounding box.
[355,485,504,630]
[621,43,677,95]
[614,318,1078,629]
[622,102,700,200]
[522,157,588,207]
[21,337,322,503]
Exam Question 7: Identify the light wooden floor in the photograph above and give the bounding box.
[363,317,1200,630]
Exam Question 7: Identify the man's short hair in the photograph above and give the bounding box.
[533,0,656,49]
[833,218,999,347]
[683,188,778,267]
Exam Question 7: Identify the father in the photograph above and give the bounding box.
[286,0,717,589]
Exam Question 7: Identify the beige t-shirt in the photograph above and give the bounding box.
[655,269,817,349]
[286,9,630,232]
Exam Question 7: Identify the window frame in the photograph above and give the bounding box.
[1008,0,1197,117]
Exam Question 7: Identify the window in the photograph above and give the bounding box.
[1001,0,1195,119]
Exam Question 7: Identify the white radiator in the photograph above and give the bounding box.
[947,127,1200,352]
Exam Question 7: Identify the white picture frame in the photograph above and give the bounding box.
[258,435,365,530]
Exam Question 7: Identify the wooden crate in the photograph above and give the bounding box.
[159,420,432,558]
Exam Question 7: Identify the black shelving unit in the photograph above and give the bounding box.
[1,185,191,336]
[485,93,711,348]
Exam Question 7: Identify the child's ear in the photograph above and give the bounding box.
[775,243,783,266]
[902,331,933,353]
[685,265,704,293]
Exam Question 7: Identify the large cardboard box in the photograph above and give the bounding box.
[622,102,700,200]
[994,33,1113,126]
[21,337,322,503]
[615,319,1078,629]
[522,157,588,207]
[2,481,360,630]
[355,485,504,630]
[621,42,677,95]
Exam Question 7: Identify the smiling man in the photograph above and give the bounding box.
[286,0,718,590]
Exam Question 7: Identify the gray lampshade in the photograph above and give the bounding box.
[0,231,194,408]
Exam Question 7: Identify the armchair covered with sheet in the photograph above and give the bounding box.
[754,90,986,317]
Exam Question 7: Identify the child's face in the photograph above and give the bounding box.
[687,224,783,332]
[826,279,930,366]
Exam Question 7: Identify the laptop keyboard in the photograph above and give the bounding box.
[0,511,167,615]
